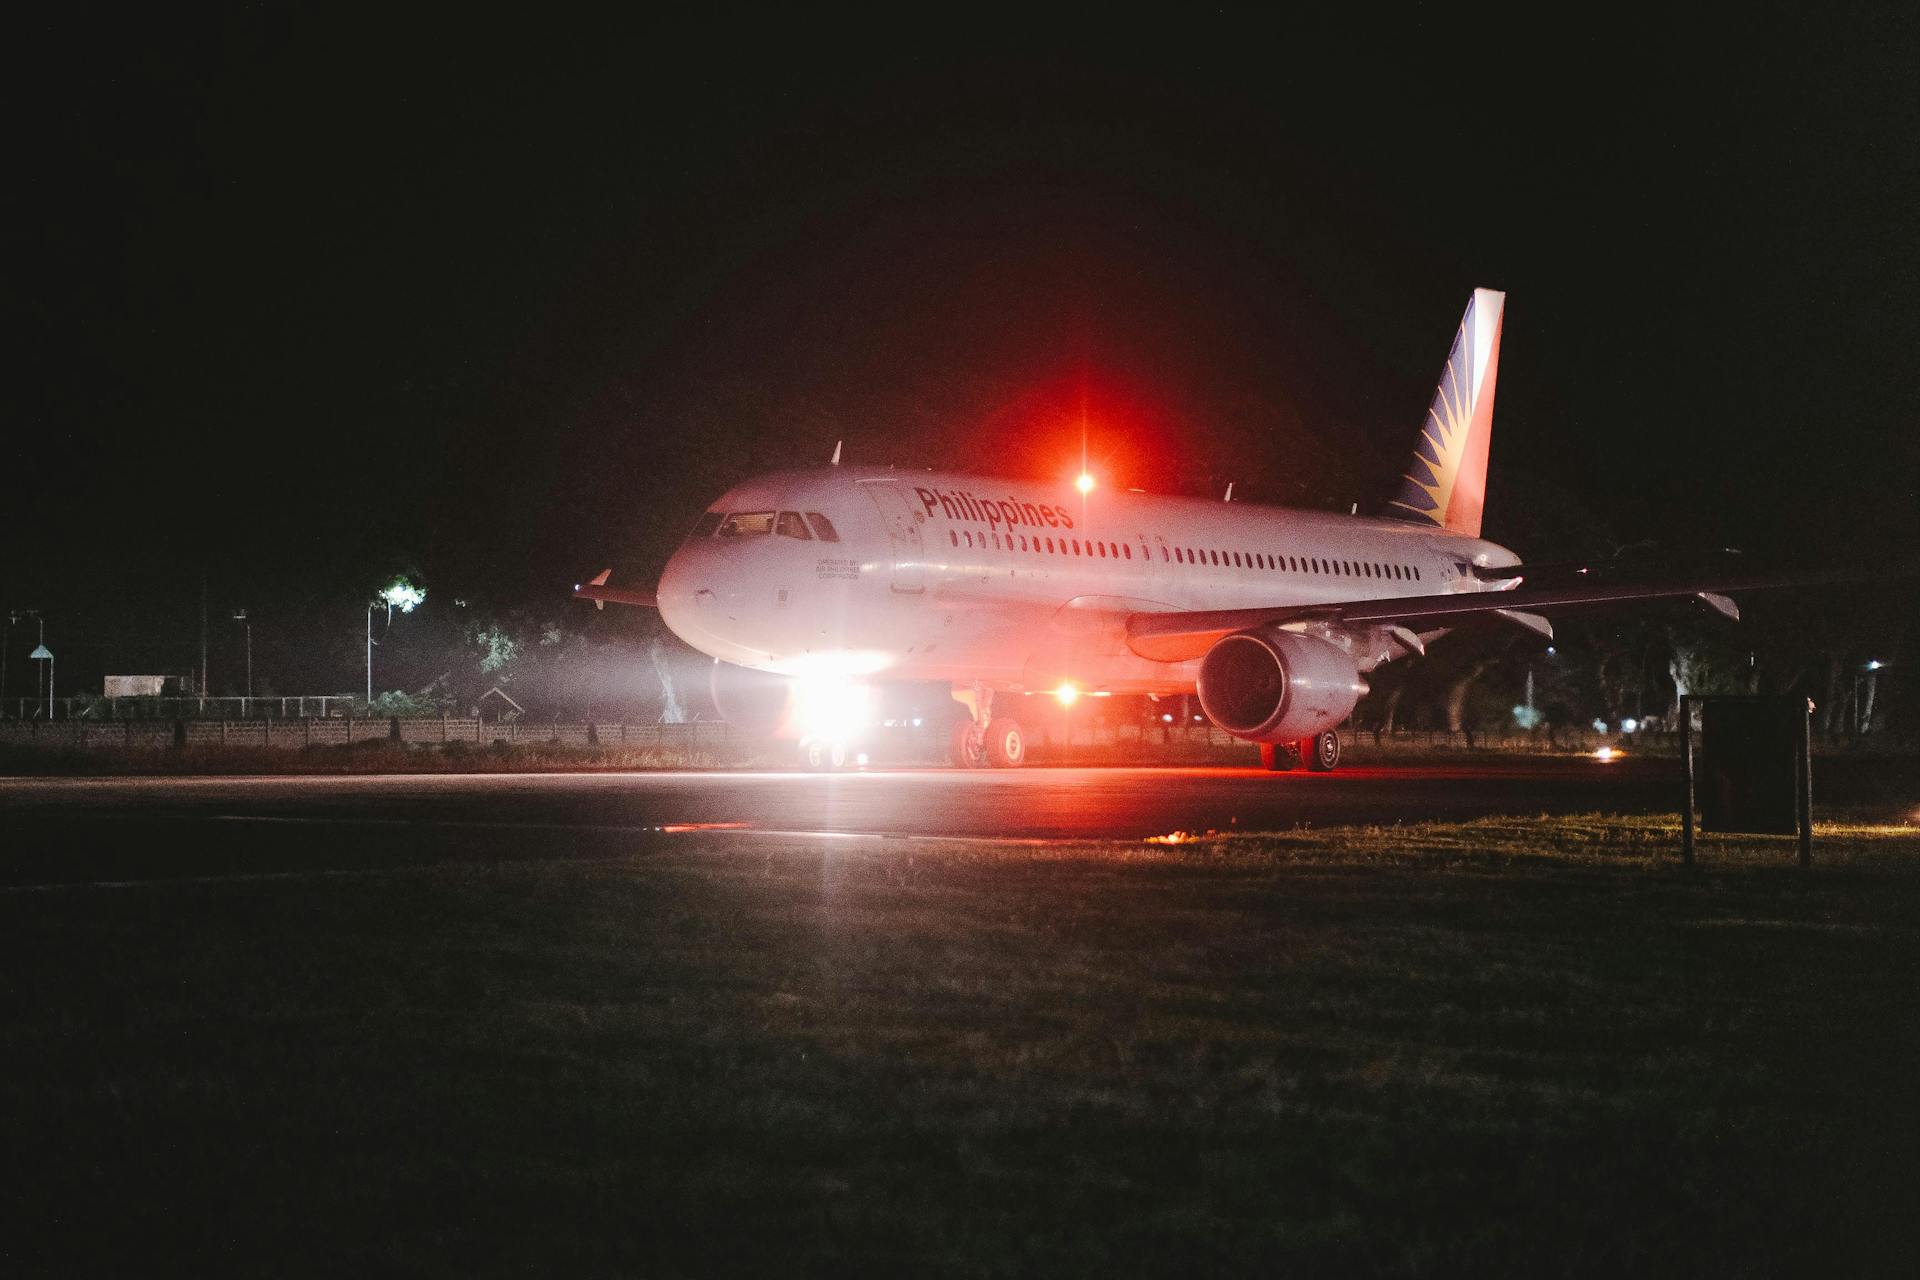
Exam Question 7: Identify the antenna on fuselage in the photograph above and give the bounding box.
[1223,482,1233,502]
[830,440,842,466]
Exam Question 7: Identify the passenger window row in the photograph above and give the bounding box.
[949,529,1134,558]
[689,505,1418,582]
[1165,545,1419,581]
[944,526,1420,581]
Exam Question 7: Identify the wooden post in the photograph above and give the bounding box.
[1797,699,1813,868]
[1679,694,1695,867]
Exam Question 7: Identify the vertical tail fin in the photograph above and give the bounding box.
[1383,287,1505,538]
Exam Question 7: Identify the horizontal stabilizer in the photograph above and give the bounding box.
[573,570,656,610]
[1493,608,1554,640]
[1696,592,1739,621]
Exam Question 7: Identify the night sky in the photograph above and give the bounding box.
[12,10,1919,690]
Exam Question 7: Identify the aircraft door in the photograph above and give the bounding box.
[858,480,926,593]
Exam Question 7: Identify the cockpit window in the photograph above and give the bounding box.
[716,511,776,537]
[804,512,840,543]
[688,511,724,539]
[775,511,813,540]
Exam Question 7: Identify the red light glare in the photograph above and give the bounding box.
[1075,472,1095,495]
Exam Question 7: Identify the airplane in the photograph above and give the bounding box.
[577,289,1791,771]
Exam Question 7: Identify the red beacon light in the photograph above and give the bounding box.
[1075,472,1096,495]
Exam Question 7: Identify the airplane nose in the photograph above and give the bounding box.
[656,543,735,654]
[656,548,703,624]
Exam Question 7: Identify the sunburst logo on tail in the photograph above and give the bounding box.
[1385,289,1504,539]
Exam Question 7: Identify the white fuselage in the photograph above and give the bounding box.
[657,466,1520,693]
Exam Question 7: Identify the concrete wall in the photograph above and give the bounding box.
[0,718,752,751]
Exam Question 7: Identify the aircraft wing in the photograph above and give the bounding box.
[573,569,657,610]
[1122,569,1840,664]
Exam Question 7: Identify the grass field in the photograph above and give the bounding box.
[5,816,1919,1275]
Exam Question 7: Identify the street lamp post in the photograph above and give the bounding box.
[34,616,46,717]
[233,609,252,704]
[365,578,426,706]
[5,609,42,721]
[30,642,53,720]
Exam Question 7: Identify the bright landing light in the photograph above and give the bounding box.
[1594,746,1621,762]
[1075,472,1096,495]
[792,676,872,742]
[1054,682,1081,707]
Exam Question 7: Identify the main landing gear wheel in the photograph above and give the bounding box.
[1304,730,1341,772]
[1259,742,1298,772]
[802,739,847,771]
[983,718,1026,768]
[949,719,988,769]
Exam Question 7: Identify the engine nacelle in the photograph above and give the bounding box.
[708,659,793,736]
[1196,628,1369,744]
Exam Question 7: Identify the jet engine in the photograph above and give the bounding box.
[708,659,794,736]
[1196,628,1369,744]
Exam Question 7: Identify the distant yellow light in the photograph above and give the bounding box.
[1054,682,1081,707]
[1075,472,1096,495]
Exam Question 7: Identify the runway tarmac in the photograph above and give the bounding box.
[7,753,1913,888]
[0,758,1698,887]
[3,757,1691,828]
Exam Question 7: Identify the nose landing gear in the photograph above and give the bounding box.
[800,737,848,771]
[949,683,1025,768]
